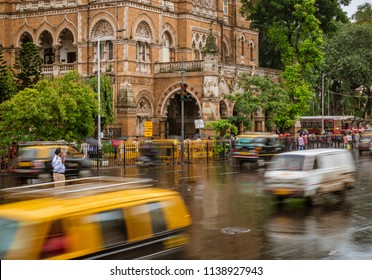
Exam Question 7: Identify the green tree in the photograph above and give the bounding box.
[324,23,372,117]
[352,2,372,25]
[0,48,17,103]
[13,42,42,90]
[240,0,349,69]
[0,71,97,144]
[227,75,290,132]
[234,0,324,132]
[206,119,238,138]
[88,75,115,128]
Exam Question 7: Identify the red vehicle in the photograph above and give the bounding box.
[300,116,366,135]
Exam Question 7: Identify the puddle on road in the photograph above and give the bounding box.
[221,227,251,235]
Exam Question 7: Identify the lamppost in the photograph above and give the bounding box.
[321,70,337,134]
[97,36,102,149]
[180,60,185,164]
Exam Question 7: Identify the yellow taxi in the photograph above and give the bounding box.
[0,176,192,259]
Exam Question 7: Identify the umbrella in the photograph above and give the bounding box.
[297,129,309,134]
[112,136,129,147]
[84,137,98,145]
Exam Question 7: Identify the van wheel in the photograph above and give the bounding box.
[308,192,322,206]
[336,188,347,202]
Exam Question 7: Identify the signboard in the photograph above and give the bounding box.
[144,121,153,128]
[144,121,152,137]
[144,131,153,137]
[195,119,204,129]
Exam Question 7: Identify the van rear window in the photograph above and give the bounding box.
[0,218,19,259]
[270,155,305,171]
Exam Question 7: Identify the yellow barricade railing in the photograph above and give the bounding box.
[152,139,180,163]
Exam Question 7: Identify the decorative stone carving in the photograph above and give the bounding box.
[218,77,230,95]
[117,79,136,109]
[203,76,219,98]
[137,97,152,116]
[93,20,114,38]
[135,21,152,42]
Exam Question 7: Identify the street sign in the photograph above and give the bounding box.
[195,119,204,129]
[144,121,152,137]
[144,121,152,128]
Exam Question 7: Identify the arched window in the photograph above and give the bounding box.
[249,41,255,62]
[135,21,152,72]
[92,20,115,62]
[240,36,245,57]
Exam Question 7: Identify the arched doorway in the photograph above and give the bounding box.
[165,93,200,139]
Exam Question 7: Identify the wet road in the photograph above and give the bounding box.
[1,154,372,259]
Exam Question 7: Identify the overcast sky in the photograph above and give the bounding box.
[341,0,369,18]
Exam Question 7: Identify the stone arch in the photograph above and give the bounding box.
[136,92,154,117]
[222,36,231,64]
[219,99,229,118]
[90,18,115,40]
[162,23,177,45]
[36,28,54,48]
[157,83,202,118]
[134,21,153,43]
[131,15,156,43]
[17,31,34,47]
[56,21,77,46]
[57,28,75,46]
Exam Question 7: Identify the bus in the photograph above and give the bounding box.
[300,116,366,135]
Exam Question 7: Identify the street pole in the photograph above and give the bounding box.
[321,72,325,134]
[181,59,185,165]
[97,36,102,149]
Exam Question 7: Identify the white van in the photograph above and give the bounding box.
[263,149,356,205]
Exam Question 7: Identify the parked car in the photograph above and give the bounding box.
[263,149,356,205]
[358,132,372,155]
[231,133,284,168]
[0,176,191,259]
[14,142,91,185]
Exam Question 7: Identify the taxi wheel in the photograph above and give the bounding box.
[79,170,92,178]
[38,173,52,182]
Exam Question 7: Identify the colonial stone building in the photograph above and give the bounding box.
[0,0,279,139]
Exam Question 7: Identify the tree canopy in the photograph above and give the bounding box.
[13,42,42,90]
[0,48,17,103]
[324,23,372,117]
[240,0,350,69]
[0,71,97,144]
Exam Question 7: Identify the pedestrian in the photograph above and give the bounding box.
[80,142,88,158]
[8,142,17,169]
[302,133,308,149]
[343,133,349,149]
[297,133,305,150]
[354,131,360,149]
[347,132,353,150]
[52,147,66,187]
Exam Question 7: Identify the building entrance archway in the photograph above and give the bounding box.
[165,93,200,139]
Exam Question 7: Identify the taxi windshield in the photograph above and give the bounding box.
[0,218,19,259]
[270,155,305,171]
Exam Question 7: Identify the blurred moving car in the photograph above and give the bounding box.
[263,149,356,205]
[14,142,91,185]
[358,132,372,155]
[231,133,284,168]
[0,176,192,259]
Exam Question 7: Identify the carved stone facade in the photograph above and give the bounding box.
[0,0,274,139]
